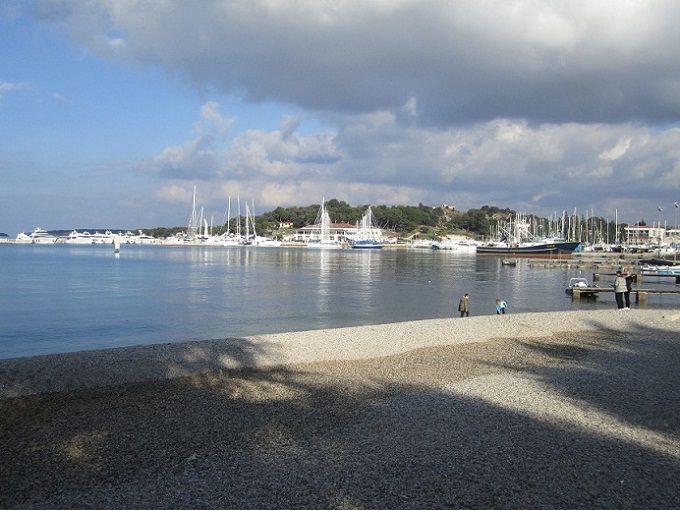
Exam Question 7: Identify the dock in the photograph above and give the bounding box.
[576,272,680,301]
[570,286,680,301]
[592,272,680,284]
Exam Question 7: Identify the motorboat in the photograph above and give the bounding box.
[252,236,282,247]
[409,239,434,249]
[64,230,94,244]
[308,239,343,249]
[14,232,32,244]
[431,239,478,252]
[352,239,383,249]
[15,228,57,244]
[565,277,599,298]
[128,230,157,244]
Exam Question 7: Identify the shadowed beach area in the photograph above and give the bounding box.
[2,310,680,509]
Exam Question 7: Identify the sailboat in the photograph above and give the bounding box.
[351,206,383,249]
[308,198,342,249]
[249,199,282,247]
[220,197,241,246]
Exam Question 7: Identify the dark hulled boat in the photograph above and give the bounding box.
[476,240,581,258]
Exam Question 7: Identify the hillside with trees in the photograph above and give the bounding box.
[142,200,627,245]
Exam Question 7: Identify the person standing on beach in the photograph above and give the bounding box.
[624,269,635,309]
[495,299,508,315]
[458,293,470,317]
[614,270,627,310]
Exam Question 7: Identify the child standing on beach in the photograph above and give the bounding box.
[495,299,508,315]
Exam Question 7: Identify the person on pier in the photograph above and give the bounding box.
[614,271,627,310]
[624,269,635,309]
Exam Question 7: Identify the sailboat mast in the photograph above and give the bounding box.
[237,196,241,237]
[227,197,231,233]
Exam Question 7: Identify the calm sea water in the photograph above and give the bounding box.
[1,244,678,359]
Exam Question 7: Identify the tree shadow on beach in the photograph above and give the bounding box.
[508,319,680,436]
[1,320,680,509]
[0,335,277,398]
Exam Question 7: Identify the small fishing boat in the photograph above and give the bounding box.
[501,258,517,266]
[565,277,599,298]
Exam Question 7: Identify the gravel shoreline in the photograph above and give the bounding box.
[2,310,680,509]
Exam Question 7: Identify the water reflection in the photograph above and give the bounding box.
[1,244,679,358]
[316,249,332,319]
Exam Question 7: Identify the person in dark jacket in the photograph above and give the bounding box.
[624,269,635,309]
[458,293,470,317]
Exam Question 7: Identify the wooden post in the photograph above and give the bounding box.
[593,273,600,282]
[636,291,647,303]
[572,289,581,300]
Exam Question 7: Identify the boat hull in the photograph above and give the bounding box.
[351,240,383,249]
[476,241,581,258]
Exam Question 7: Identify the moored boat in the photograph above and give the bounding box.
[352,239,383,249]
[479,214,580,258]
[307,198,344,249]
[15,228,58,244]
[565,277,599,298]
[351,206,383,249]
[477,240,581,257]
[64,230,94,244]
[431,239,478,252]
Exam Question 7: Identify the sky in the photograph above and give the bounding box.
[2,0,680,236]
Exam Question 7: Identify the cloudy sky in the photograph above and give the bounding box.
[2,0,680,235]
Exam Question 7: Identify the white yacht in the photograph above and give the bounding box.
[129,230,157,244]
[91,230,118,244]
[15,228,57,244]
[64,230,94,244]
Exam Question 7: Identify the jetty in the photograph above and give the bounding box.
[569,272,680,301]
[567,286,680,302]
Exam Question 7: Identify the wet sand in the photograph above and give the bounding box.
[2,310,680,509]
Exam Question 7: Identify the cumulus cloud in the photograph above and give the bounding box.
[24,1,680,224]
[29,0,680,126]
[196,102,234,138]
[144,101,680,223]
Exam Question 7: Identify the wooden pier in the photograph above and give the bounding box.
[570,287,664,302]
[578,272,680,301]
[592,272,680,284]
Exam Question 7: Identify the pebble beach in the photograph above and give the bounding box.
[2,309,680,509]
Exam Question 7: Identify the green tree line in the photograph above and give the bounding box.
[144,200,631,244]
[146,201,515,240]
